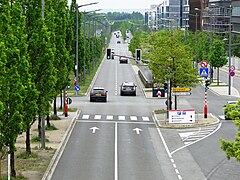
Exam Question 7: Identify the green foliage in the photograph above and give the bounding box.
[148,30,199,87]
[17,152,39,159]
[229,34,240,57]
[208,39,227,68]
[107,12,143,21]
[46,124,58,131]
[221,100,240,161]
[50,114,61,120]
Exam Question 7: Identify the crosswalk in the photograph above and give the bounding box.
[79,114,152,122]
[178,124,219,145]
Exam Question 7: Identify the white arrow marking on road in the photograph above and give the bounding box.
[133,128,142,135]
[90,127,99,134]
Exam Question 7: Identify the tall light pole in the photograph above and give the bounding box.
[75,2,98,87]
[228,4,232,95]
[82,9,102,82]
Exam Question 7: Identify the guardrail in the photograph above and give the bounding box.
[138,70,152,88]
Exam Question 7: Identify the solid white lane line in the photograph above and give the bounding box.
[115,122,118,180]
[115,57,118,96]
[171,122,222,155]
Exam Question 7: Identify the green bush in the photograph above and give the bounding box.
[49,114,61,120]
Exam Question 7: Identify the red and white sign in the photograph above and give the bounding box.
[199,60,208,68]
[230,65,235,71]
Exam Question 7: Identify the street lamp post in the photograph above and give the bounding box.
[228,5,232,95]
[75,2,98,87]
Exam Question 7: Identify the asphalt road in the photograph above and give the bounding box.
[51,34,178,180]
[51,33,240,180]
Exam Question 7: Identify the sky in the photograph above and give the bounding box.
[72,0,162,12]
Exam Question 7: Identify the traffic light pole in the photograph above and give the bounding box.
[204,80,210,118]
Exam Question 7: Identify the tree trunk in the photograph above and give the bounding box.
[169,82,172,110]
[10,149,16,178]
[46,115,50,127]
[38,116,41,138]
[174,95,177,110]
[54,97,57,115]
[217,67,220,86]
[26,126,31,154]
[60,93,63,110]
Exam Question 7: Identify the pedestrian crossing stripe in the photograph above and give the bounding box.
[130,116,137,121]
[118,116,125,120]
[80,114,151,122]
[94,115,101,120]
[106,115,113,120]
[142,117,150,121]
[82,115,90,119]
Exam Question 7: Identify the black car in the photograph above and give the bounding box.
[120,82,137,96]
[117,40,121,44]
[90,87,108,102]
[119,56,128,64]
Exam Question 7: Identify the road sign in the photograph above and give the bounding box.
[199,60,208,68]
[230,65,235,71]
[230,71,235,77]
[172,92,192,96]
[74,85,80,92]
[172,87,191,92]
[67,97,72,105]
[200,68,209,78]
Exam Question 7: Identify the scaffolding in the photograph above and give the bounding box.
[202,6,231,34]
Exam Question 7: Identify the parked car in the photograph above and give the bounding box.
[223,101,238,120]
[120,82,137,96]
[90,87,108,102]
[117,40,121,44]
[119,56,128,64]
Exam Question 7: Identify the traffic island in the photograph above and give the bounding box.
[153,110,220,129]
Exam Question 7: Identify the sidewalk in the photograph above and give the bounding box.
[131,64,239,128]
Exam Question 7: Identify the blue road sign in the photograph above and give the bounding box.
[200,68,209,78]
[74,85,81,92]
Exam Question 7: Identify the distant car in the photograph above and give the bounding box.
[117,40,121,44]
[119,56,128,64]
[90,87,108,102]
[120,82,137,96]
[223,101,238,120]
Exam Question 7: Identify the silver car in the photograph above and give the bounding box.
[120,82,137,96]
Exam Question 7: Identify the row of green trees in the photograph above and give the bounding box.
[0,0,108,177]
[129,28,240,162]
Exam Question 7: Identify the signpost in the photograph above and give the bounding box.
[172,92,191,96]
[173,87,191,92]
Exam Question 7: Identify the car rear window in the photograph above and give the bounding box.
[93,89,104,94]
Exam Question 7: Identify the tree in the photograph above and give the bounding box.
[148,30,199,109]
[0,0,31,177]
[208,39,227,85]
[221,100,240,162]
[231,34,240,58]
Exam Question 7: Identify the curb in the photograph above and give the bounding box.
[152,111,220,129]
[41,110,81,180]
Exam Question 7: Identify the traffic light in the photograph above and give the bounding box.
[107,48,111,59]
[163,83,168,92]
[136,49,141,61]
[205,80,210,90]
